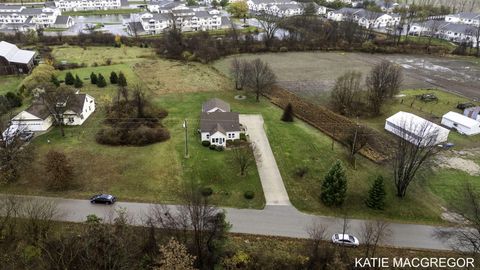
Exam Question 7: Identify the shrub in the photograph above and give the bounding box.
[320,160,347,207]
[110,71,118,84]
[209,144,216,150]
[281,103,294,122]
[105,58,112,65]
[216,145,224,151]
[294,166,308,178]
[96,125,170,146]
[202,140,211,147]
[240,133,247,141]
[118,72,127,87]
[244,191,255,200]
[90,72,98,84]
[74,74,83,88]
[97,74,107,87]
[201,187,213,197]
[279,46,288,52]
[44,150,74,191]
[5,92,22,108]
[64,72,75,85]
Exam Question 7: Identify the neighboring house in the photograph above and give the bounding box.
[441,111,480,136]
[54,0,124,11]
[147,0,186,13]
[128,7,224,34]
[0,41,36,75]
[199,98,241,147]
[327,8,398,29]
[251,0,326,16]
[325,0,351,4]
[445,12,480,26]
[0,5,62,30]
[374,0,399,13]
[464,106,480,121]
[52,15,74,28]
[247,0,296,12]
[408,20,479,47]
[10,93,95,132]
[327,7,358,21]
[385,111,449,146]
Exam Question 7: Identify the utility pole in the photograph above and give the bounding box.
[183,119,188,158]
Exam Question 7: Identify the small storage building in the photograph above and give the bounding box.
[442,111,480,136]
[385,111,450,146]
[464,106,480,121]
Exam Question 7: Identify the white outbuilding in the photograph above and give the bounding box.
[441,111,480,136]
[385,111,450,146]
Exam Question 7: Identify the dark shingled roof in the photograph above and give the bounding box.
[25,94,87,119]
[202,98,230,112]
[54,15,70,25]
[200,112,240,134]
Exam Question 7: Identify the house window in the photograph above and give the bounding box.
[206,134,210,139]
[68,117,74,123]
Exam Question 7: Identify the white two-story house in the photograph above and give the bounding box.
[0,5,64,30]
[54,0,124,11]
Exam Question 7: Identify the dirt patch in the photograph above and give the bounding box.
[436,155,480,176]
[133,60,231,95]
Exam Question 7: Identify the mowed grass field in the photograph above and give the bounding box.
[0,75,24,95]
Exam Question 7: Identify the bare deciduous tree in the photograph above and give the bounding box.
[230,58,249,90]
[38,85,77,137]
[392,121,442,198]
[245,58,276,102]
[306,221,328,270]
[148,185,231,269]
[366,61,403,115]
[331,71,362,116]
[257,11,283,49]
[361,220,391,257]
[0,117,33,184]
[22,199,60,244]
[231,143,258,176]
[346,124,370,169]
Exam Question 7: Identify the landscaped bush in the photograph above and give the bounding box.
[294,166,308,178]
[200,187,213,197]
[240,133,247,141]
[202,140,211,147]
[96,87,170,146]
[244,191,255,200]
[216,145,224,152]
[209,144,216,150]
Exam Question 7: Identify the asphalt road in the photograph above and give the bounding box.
[1,194,455,251]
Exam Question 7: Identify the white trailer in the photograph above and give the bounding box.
[442,111,480,136]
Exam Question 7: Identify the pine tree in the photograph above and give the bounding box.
[281,103,294,122]
[50,75,60,87]
[118,72,127,87]
[90,72,98,84]
[365,175,386,210]
[110,71,118,84]
[97,74,107,88]
[74,75,83,88]
[320,160,347,207]
[65,72,75,85]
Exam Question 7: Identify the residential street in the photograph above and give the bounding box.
[0,194,454,251]
[239,114,291,205]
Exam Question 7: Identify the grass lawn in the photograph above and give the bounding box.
[63,8,142,16]
[0,75,24,95]
[52,45,156,67]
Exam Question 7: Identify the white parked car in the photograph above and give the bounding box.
[331,233,360,247]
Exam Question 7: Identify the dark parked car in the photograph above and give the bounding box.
[19,131,34,142]
[90,194,116,205]
[457,102,475,110]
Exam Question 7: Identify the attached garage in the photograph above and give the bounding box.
[441,111,480,136]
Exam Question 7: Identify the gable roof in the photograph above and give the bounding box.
[25,102,51,120]
[54,15,71,25]
[0,41,36,64]
[200,112,240,134]
[202,98,230,112]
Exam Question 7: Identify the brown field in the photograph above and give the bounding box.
[214,52,480,104]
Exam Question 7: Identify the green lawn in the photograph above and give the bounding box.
[0,75,24,95]
[62,8,142,16]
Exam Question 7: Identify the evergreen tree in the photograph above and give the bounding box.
[118,72,127,87]
[110,71,118,84]
[320,160,347,207]
[50,74,60,87]
[65,72,75,85]
[281,103,294,122]
[74,75,83,88]
[365,175,386,210]
[90,72,98,84]
[97,74,107,88]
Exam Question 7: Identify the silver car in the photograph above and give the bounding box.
[331,233,360,247]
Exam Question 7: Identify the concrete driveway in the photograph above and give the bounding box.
[239,114,290,206]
